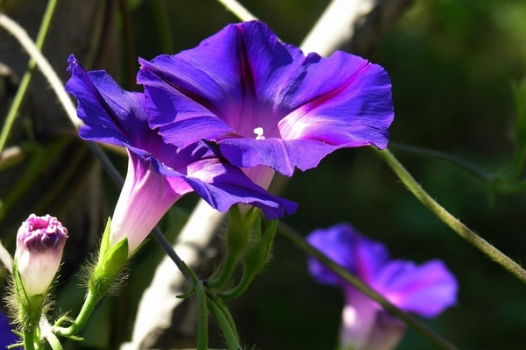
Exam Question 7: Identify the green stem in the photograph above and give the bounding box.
[23,328,36,350]
[208,207,256,289]
[195,281,209,350]
[0,0,59,155]
[207,248,243,289]
[210,294,239,340]
[220,220,278,300]
[375,148,526,284]
[53,290,100,337]
[208,297,242,350]
[218,267,253,300]
[278,222,459,350]
[44,331,64,350]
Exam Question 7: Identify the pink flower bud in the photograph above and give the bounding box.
[15,214,68,297]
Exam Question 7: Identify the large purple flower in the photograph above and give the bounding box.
[138,21,393,189]
[307,223,457,350]
[66,55,296,256]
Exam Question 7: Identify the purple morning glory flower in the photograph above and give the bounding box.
[66,55,296,256]
[0,310,19,349]
[307,223,457,350]
[138,21,394,190]
[15,214,68,298]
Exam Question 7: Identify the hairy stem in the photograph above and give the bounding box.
[53,290,100,337]
[375,148,526,284]
[207,297,241,350]
[195,281,209,350]
[23,327,36,350]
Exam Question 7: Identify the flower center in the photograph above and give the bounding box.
[253,127,265,140]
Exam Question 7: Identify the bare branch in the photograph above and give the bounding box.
[301,0,413,57]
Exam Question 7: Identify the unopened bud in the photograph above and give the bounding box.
[15,214,68,298]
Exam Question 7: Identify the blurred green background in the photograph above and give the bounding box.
[4,0,526,349]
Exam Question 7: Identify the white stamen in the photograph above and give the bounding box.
[253,127,265,140]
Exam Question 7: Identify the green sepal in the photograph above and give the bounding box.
[219,218,278,300]
[244,218,278,273]
[97,218,113,262]
[225,206,253,253]
[207,206,258,289]
[89,234,128,297]
[11,259,45,329]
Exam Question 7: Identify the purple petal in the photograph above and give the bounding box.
[307,224,356,285]
[218,138,340,177]
[307,223,388,286]
[138,22,300,147]
[372,260,458,318]
[150,149,297,220]
[277,52,393,151]
[307,223,387,285]
[352,235,390,285]
[66,55,152,156]
[138,21,393,176]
